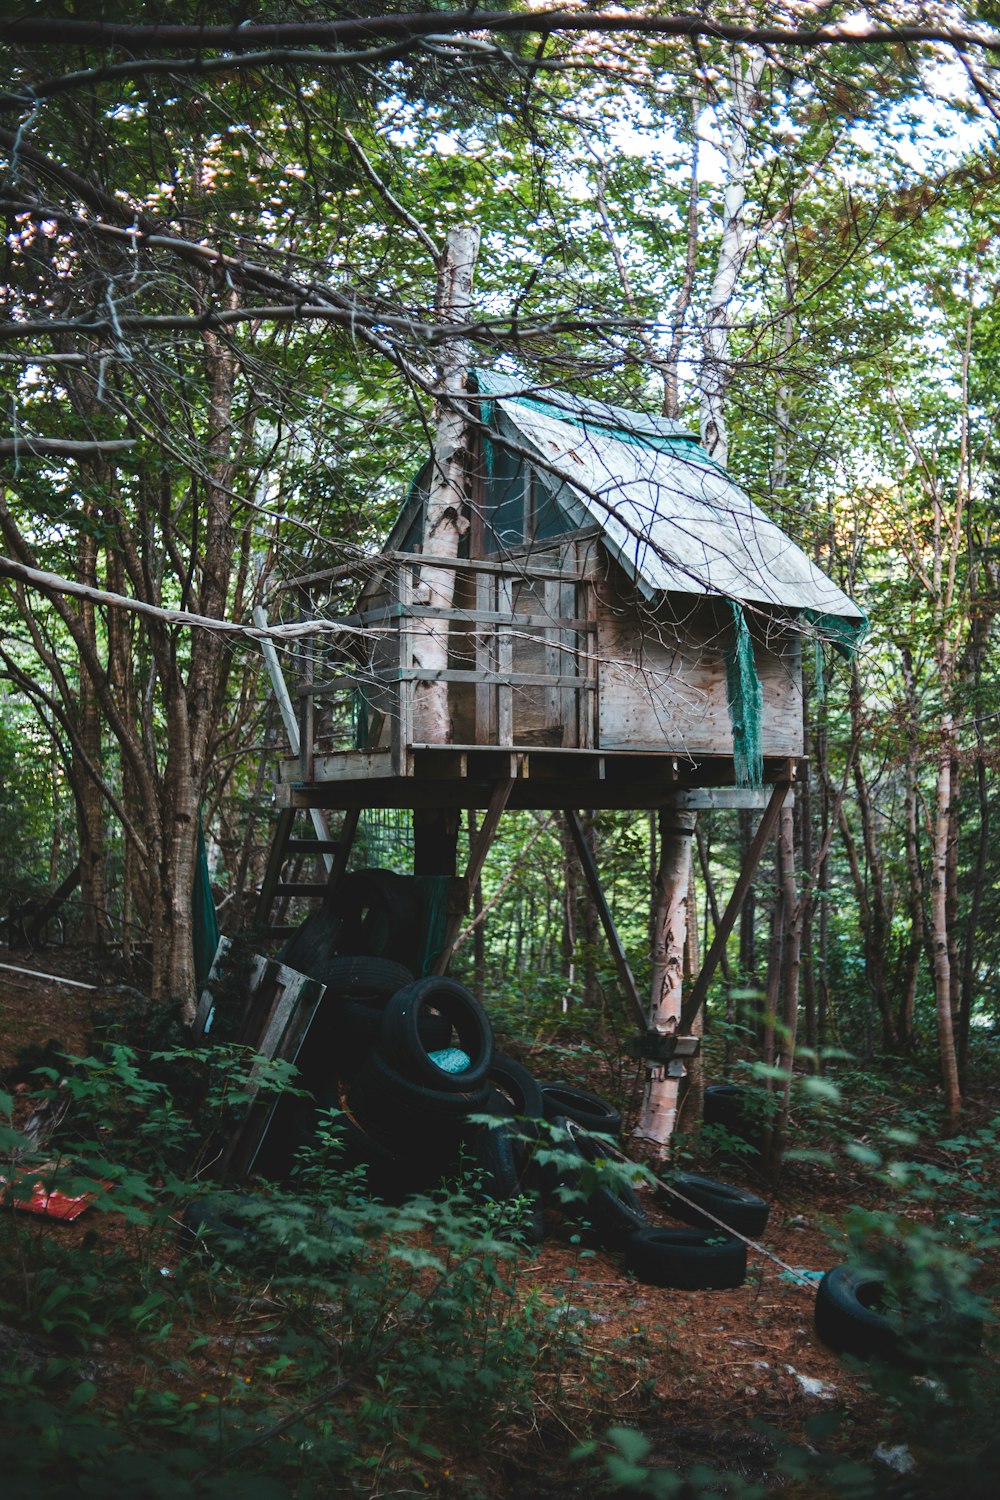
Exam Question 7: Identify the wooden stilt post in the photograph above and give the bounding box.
[432,777,514,974]
[565,808,648,1033]
[635,805,697,1152]
[678,780,790,1035]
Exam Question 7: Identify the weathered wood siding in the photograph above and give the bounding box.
[595,563,803,758]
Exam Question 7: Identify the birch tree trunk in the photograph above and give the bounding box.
[635,807,696,1151]
[700,50,765,466]
[412,225,480,745]
[930,706,962,1132]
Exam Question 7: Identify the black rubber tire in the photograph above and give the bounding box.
[703,1082,764,1152]
[311,955,413,1002]
[534,1117,647,1251]
[539,1081,622,1138]
[336,998,451,1061]
[656,1173,770,1238]
[814,1265,983,1365]
[350,1050,491,1154]
[180,1192,261,1256]
[569,1126,649,1250]
[625,1227,747,1290]
[462,1096,546,1244]
[487,1053,545,1125]
[277,905,344,977]
[334,868,422,968]
[324,1081,440,1203]
[379,977,494,1091]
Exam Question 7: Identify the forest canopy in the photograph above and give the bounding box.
[2,2,999,1130]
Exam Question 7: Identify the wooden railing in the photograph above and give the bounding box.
[288,549,599,778]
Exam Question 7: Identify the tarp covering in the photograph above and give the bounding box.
[475,370,864,626]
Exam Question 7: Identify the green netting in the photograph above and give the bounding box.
[802,608,869,702]
[415,874,450,977]
[724,602,764,789]
[192,810,220,988]
[356,809,414,873]
[814,638,826,703]
[801,607,869,660]
[352,687,369,750]
[481,399,496,478]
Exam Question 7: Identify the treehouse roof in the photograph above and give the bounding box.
[473,370,864,633]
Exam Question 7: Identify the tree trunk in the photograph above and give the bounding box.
[635,807,696,1152]
[700,50,765,466]
[678,857,704,1135]
[412,225,480,745]
[930,715,962,1131]
[765,800,801,1177]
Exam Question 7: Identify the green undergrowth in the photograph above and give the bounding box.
[0,1047,591,1498]
[0,1039,997,1499]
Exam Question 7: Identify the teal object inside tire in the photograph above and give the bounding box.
[428,1047,471,1075]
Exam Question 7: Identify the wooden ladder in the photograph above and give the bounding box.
[254,806,359,939]
[253,604,358,939]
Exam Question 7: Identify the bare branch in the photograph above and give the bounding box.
[340,126,441,262]
[0,436,135,457]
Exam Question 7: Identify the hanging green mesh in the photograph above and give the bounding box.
[355,808,414,873]
[800,607,868,659]
[351,687,369,750]
[414,874,451,976]
[481,398,495,478]
[724,602,764,789]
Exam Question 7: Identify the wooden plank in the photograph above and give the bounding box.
[497,574,514,747]
[678,781,790,1033]
[542,577,561,745]
[565,809,648,1033]
[325,805,360,900]
[255,806,295,926]
[383,549,586,581]
[254,606,334,869]
[192,936,232,1039]
[475,570,495,746]
[226,962,329,1178]
[596,590,804,759]
[390,668,597,689]
[393,565,414,776]
[670,787,795,811]
[362,601,595,630]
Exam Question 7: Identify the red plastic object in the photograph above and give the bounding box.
[0,1163,109,1221]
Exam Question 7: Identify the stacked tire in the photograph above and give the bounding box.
[266,893,770,1290]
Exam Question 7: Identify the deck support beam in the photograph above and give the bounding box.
[432,777,515,974]
[678,780,790,1035]
[565,809,648,1033]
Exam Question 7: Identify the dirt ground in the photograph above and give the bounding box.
[0,948,992,1496]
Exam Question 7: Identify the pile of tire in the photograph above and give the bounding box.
[267,887,772,1277]
[538,1109,769,1290]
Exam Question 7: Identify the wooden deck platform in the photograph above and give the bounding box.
[278,746,798,812]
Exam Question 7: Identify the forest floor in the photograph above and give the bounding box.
[1,948,997,1498]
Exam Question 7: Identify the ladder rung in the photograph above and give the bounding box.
[285,838,340,853]
[275,882,328,897]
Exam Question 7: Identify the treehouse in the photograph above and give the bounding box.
[257,371,863,1145]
